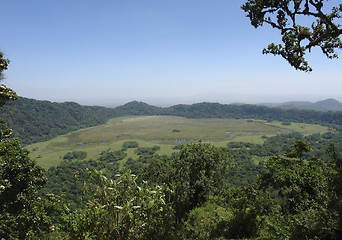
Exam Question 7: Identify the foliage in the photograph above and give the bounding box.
[0,51,17,140]
[182,201,232,240]
[242,0,342,72]
[0,138,57,238]
[62,169,175,240]
[42,157,120,211]
[63,150,87,160]
[226,145,263,186]
[122,141,139,149]
[258,140,338,239]
[0,52,17,107]
[125,146,164,175]
[134,146,159,156]
[99,148,127,163]
[0,51,9,80]
[0,97,117,145]
[222,186,273,239]
[0,85,17,108]
[171,142,231,220]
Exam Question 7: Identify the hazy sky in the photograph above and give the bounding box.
[1,0,342,106]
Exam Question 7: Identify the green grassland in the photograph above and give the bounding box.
[26,116,330,169]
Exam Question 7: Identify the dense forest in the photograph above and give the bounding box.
[36,139,342,239]
[2,97,342,145]
[0,97,118,144]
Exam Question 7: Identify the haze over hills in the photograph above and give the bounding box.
[258,98,342,112]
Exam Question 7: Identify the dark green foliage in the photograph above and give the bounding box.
[0,97,118,145]
[170,143,231,220]
[42,157,120,211]
[99,149,127,163]
[327,144,342,235]
[114,100,163,116]
[226,146,262,186]
[25,137,342,239]
[122,141,139,149]
[257,141,338,239]
[125,146,164,175]
[250,132,304,157]
[63,150,87,160]
[221,186,273,239]
[134,146,159,156]
[62,169,175,240]
[182,201,231,240]
[173,144,184,150]
[0,139,54,239]
[281,121,291,125]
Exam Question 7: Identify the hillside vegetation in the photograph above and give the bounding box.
[1,97,342,145]
[0,97,118,144]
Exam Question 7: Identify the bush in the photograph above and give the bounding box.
[281,121,291,125]
[63,151,87,160]
[183,202,232,240]
[123,141,139,149]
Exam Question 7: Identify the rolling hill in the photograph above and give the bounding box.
[259,98,342,112]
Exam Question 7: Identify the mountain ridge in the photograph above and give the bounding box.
[258,98,342,112]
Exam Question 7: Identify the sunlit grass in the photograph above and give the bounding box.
[26,116,330,169]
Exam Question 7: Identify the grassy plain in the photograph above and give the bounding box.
[26,116,330,169]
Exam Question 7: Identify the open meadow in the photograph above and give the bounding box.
[26,116,330,169]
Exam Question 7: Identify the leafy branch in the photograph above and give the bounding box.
[242,0,342,72]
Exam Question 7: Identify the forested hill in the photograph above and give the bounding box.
[166,102,342,125]
[114,100,163,115]
[2,98,342,145]
[0,97,118,144]
[119,101,342,126]
[259,98,342,112]
[113,101,342,126]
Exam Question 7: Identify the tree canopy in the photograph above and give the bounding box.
[242,0,342,72]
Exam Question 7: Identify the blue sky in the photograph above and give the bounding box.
[1,0,342,106]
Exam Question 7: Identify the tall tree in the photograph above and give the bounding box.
[242,0,342,72]
[0,51,57,239]
[171,142,231,220]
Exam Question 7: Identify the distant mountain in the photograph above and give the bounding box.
[315,99,342,111]
[259,98,342,112]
